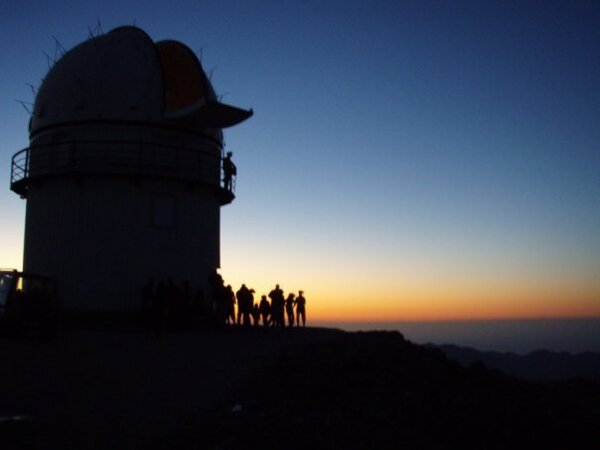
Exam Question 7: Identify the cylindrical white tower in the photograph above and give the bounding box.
[10,26,252,314]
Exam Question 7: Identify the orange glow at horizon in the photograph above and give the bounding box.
[221,224,600,323]
[315,285,591,319]
[309,290,600,322]
[220,266,600,322]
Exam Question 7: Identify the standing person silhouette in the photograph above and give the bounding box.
[236,284,254,327]
[235,284,247,325]
[222,152,236,192]
[295,290,306,327]
[225,285,236,325]
[285,293,295,327]
[247,288,256,327]
[259,295,270,327]
[268,284,285,327]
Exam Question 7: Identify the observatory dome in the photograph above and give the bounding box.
[30,26,251,137]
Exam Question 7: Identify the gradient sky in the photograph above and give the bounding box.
[1,1,599,322]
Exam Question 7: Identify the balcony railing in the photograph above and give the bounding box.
[10,140,236,203]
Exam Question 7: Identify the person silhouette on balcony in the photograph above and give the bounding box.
[223,152,236,192]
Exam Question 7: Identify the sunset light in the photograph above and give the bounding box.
[1,1,599,330]
[1,3,599,448]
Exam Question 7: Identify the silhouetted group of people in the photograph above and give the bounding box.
[211,273,307,328]
[141,272,307,333]
[264,284,306,328]
[141,278,210,332]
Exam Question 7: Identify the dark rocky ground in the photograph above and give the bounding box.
[151,331,600,450]
[2,328,599,449]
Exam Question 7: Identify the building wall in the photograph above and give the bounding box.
[23,125,224,312]
[24,176,220,312]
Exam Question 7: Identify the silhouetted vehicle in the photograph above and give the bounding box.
[0,270,58,338]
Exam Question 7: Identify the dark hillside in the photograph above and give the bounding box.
[2,329,598,449]
[154,331,600,450]
[438,343,600,381]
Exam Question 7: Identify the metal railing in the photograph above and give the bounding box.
[10,140,236,201]
[11,149,28,186]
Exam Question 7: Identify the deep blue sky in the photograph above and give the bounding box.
[1,1,599,320]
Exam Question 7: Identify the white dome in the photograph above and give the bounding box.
[30,26,251,136]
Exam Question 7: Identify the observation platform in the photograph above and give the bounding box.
[10,141,236,205]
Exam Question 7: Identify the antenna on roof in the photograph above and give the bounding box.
[25,83,38,97]
[42,51,56,70]
[208,68,216,80]
[14,99,33,116]
[218,92,229,102]
[197,46,204,63]
[87,18,104,38]
[96,18,104,35]
[52,36,67,60]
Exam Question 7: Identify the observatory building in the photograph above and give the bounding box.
[10,26,252,314]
